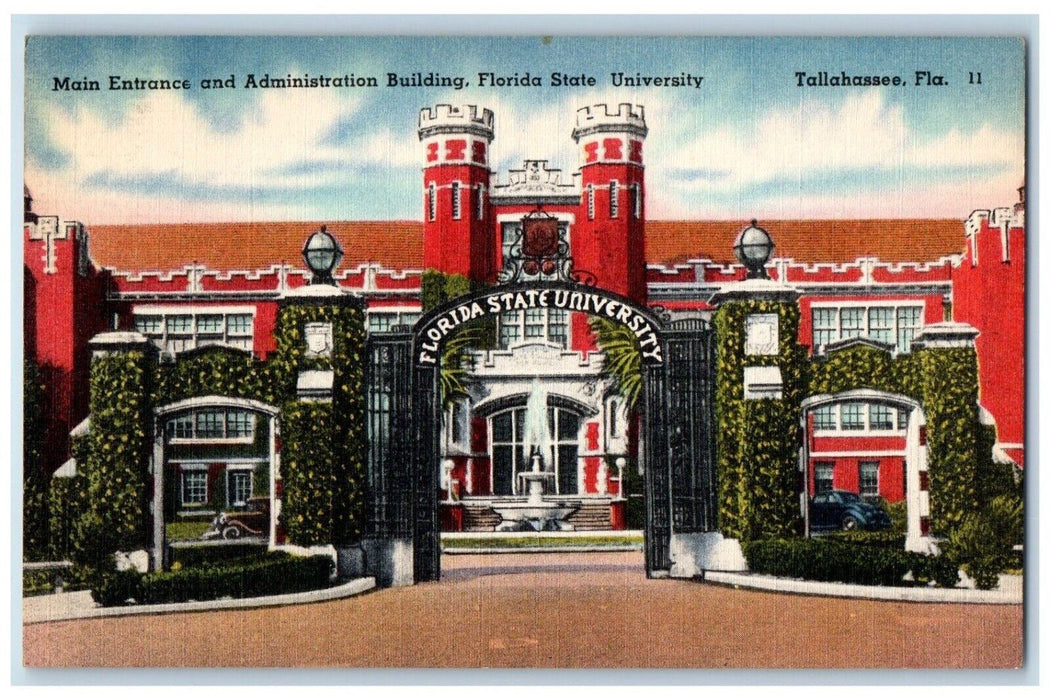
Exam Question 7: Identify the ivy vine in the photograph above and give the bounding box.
[714,300,807,541]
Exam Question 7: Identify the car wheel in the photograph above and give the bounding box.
[222,525,242,540]
[841,515,859,531]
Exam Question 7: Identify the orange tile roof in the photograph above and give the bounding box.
[645,220,965,266]
[87,219,966,273]
[88,221,425,273]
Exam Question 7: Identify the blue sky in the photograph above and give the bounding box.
[24,35,1026,223]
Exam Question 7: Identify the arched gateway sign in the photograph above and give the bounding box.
[414,281,667,367]
[365,279,716,586]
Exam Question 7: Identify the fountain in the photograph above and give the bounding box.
[491,380,579,532]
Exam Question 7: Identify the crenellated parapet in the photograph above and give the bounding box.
[966,206,1025,236]
[646,255,955,304]
[418,104,494,140]
[572,102,648,141]
[106,263,423,298]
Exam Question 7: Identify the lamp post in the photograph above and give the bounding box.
[302,225,344,286]
[732,219,775,279]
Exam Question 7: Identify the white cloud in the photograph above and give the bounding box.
[25,88,419,223]
[651,89,1024,217]
[26,85,1025,224]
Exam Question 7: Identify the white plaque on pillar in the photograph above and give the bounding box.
[745,313,779,355]
[304,322,333,357]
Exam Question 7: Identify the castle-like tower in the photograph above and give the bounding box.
[418,105,495,282]
[23,190,110,474]
[571,103,648,302]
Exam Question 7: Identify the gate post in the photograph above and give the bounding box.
[412,364,441,582]
[364,331,416,586]
[659,320,724,579]
[642,363,671,576]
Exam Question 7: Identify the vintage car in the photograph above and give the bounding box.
[809,490,892,532]
[200,496,270,540]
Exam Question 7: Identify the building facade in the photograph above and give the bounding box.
[23,103,1025,536]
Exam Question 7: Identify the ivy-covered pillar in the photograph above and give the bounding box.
[711,222,807,547]
[911,321,981,536]
[272,228,368,551]
[81,332,157,571]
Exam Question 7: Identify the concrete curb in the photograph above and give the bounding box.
[443,545,643,555]
[23,577,376,624]
[703,571,1023,604]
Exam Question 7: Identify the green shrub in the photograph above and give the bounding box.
[90,552,333,606]
[744,538,957,587]
[23,570,54,597]
[943,494,1023,590]
[883,500,909,535]
[169,543,269,569]
[912,553,961,588]
[138,552,333,604]
[827,529,906,549]
[91,569,145,607]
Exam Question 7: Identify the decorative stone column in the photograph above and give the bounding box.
[274,228,368,557]
[706,222,806,571]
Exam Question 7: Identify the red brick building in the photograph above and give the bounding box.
[23,103,1025,532]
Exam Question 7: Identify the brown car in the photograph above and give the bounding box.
[201,497,270,540]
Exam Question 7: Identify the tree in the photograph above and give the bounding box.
[23,359,50,561]
[588,316,642,412]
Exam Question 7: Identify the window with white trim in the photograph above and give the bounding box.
[497,308,568,349]
[859,461,880,499]
[609,180,619,218]
[868,403,895,430]
[632,183,642,219]
[896,307,922,352]
[587,184,595,220]
[367,310,423,333]
[490,406,579,496]
[840,402,865,431]
[227,469,253,507]
[813,405,836,430]
[427,182,436,221]
[814,461,834,494]
[475,184,485,220]
[181,469,208,506]
[166,409,256,443]
[451,181,462,220]
[811,402,903,433]
[135,310,254,356]
[809,304,924,353]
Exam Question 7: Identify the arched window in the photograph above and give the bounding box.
[489,405,579,496]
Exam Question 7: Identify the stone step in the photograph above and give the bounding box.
[459,500,615,531]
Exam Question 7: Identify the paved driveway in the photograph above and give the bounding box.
[23,551,1023,668]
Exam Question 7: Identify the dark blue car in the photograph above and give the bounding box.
[809,490,892,532]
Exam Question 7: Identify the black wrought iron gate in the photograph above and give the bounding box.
[366,330,441,583]
[642,319,717,576]
[367,317,715,584]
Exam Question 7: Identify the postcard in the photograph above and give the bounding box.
[20,32,1026,670]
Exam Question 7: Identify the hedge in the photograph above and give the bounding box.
[169,543,269,569]
[744,538,958,588]
[92,552,334,606]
